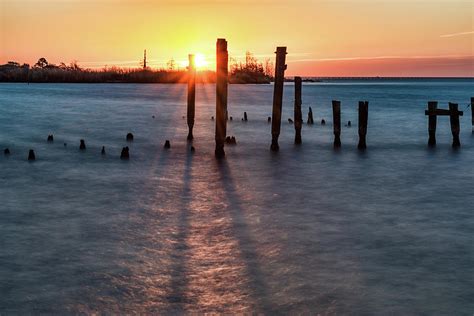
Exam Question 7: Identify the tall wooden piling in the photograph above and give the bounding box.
[449,102,461,148]
[332,100,341,148]
[215,39,228,158]
[187,54,196,141]
[270,47,287,151]
[294,76,302,144]
[358,101,368,149]
[471,97,474,132]
[427,101,438,147]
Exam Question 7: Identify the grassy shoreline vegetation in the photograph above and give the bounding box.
[0,52,274,84]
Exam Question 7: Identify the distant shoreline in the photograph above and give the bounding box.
[0,77,471,85]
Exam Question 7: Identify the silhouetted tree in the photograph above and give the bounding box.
[34,58,48,69]
[167,58,176,71]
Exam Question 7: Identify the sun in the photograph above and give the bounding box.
[194,53,208,69]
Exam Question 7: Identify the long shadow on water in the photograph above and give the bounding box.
[214,158,273,313]
[163,146,193,312]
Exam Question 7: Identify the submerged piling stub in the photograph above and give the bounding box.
[427,101,438,147]
[332,100,341,148]
[270,46,287,151]
[187,54,196,141]
[28,149,35,161]
[307,107,314,124]
[120,146,129,159]
[215,38,228,158]
[294,76,302,144]
[358,101,368,149]
[449,102,461,148]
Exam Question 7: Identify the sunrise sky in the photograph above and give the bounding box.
[0,0,472,77]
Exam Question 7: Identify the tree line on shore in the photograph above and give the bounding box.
[0,52,274,84]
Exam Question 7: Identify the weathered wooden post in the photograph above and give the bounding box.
[449,102,461,148]
[471,97,474,132]
[332,100,341,148]
[187,54,196,141]
[215,39,228,158]
[358,101,368,149]
[294,76,302,144]
[427,101,438,147]
[270,47,287,151]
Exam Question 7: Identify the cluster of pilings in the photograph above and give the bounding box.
[2,133,175,161]
[184,38,473,157]
[425,101,465,148]
[3,40,473,161]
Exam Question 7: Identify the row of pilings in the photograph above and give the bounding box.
[186,39,474,158]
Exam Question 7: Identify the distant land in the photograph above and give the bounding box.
[0,53,273,84]
[1,59,471,84]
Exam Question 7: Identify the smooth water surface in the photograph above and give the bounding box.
[1,80,473,314]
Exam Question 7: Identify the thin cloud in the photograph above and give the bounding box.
[288,55,474,63]
[440,31,474,38]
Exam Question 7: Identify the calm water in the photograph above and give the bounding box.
[0,80,473,314]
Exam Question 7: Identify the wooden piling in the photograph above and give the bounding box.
[294,76,302,144]
[471,97,474,132]
[215,38,228,158]
[449,102,461,148]
[270,47,287,151]
[332,100,341,148]
[427,101,437,147]
[187,54,196,141]
[358,101,368,149]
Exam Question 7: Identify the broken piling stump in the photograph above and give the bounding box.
[267,117,271,123]
[332,100,341,148]
[244,112,248,121]
[294,76,302,144]
[358,101,368,150]
[307,107,314,124]
[164,140,171,149]
[270,46,287,151]
[187,54,196,141]
[79,139,86,150]
[215,38,228,158]
[120,146,129,159]
[28,149,35,161]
